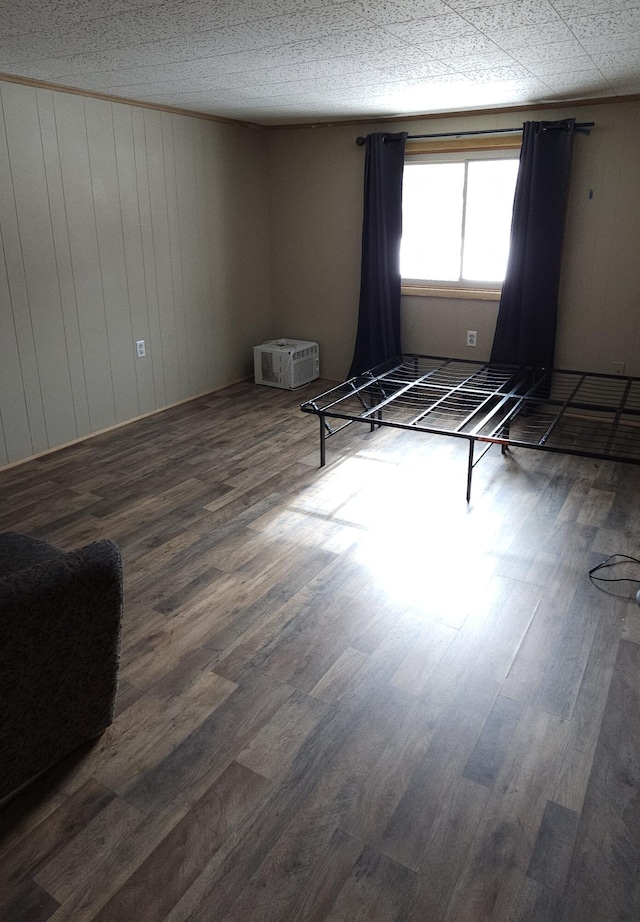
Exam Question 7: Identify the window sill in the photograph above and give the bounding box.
[401,285,501,301]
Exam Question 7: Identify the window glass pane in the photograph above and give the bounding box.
[462,159,519,282]
[401,162,464,281]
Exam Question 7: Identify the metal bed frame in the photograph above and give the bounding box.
[300,354,640,501]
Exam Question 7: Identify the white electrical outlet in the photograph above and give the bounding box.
[467,330,477,347]
[136,340,146,358]
[613,360,625,375]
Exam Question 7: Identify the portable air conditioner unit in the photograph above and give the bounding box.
[254,339,319,389]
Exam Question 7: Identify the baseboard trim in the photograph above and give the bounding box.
[0,378,251,473]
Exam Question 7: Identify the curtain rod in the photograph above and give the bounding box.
[355,122,594,145]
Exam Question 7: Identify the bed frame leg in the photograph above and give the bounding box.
[466,440,474,503]
[320,416,326,467]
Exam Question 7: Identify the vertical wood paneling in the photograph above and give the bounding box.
[174,117,208,394]
[161,112,190,399]
[0,84,48,456]
[85,97,139,423]
[143,108,181,405]
[53,92,117,433]
[0,79,272,469]
[0,223,32,463]
[112,103,155,416]
[0,412,7,468]
[36,88,91,438]
[193,121,219,383]
[131,106,166,407]
[1,83,77,449]
[204,124,235,387]
[194,119,216,388]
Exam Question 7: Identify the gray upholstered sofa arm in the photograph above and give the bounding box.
[0,533,123,800]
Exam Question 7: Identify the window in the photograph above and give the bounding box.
[400,148,519,294]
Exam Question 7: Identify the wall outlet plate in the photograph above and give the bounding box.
[466,330,477,347]
[136,340,146,358]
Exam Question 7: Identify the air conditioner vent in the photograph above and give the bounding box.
[254,339,319,389]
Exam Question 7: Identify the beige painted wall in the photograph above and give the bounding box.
[0,81,273,466]
[265,126,364,379]
[266,100,640,381]
[3,85,639,467]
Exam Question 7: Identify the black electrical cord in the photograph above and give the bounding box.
[588,554,640,600]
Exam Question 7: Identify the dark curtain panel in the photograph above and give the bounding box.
[348,131,408,377]
[491,119,575,369]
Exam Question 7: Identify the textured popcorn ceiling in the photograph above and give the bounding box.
[1,0,639,125]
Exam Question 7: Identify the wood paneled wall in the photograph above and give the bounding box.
[0,81,273,467]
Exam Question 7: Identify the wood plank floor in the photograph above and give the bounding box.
[2,379,640,921]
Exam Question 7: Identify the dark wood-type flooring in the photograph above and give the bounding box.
[2,379,640,921]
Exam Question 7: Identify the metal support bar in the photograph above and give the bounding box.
[537,373,586,445]
[301,364,404,416]
[467,439,498,501]
[466,440,475,503]
[604,376,634,454]
[320,415,326,467]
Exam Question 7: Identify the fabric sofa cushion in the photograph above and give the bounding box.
[0,532,123,800]
[0,531,64,577]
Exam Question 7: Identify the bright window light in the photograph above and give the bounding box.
[401,163,464,282]
[400,155,519,286]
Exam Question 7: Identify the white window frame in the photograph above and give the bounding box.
[401,137,521,300]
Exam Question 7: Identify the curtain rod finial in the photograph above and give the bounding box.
[356,136,366,146]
